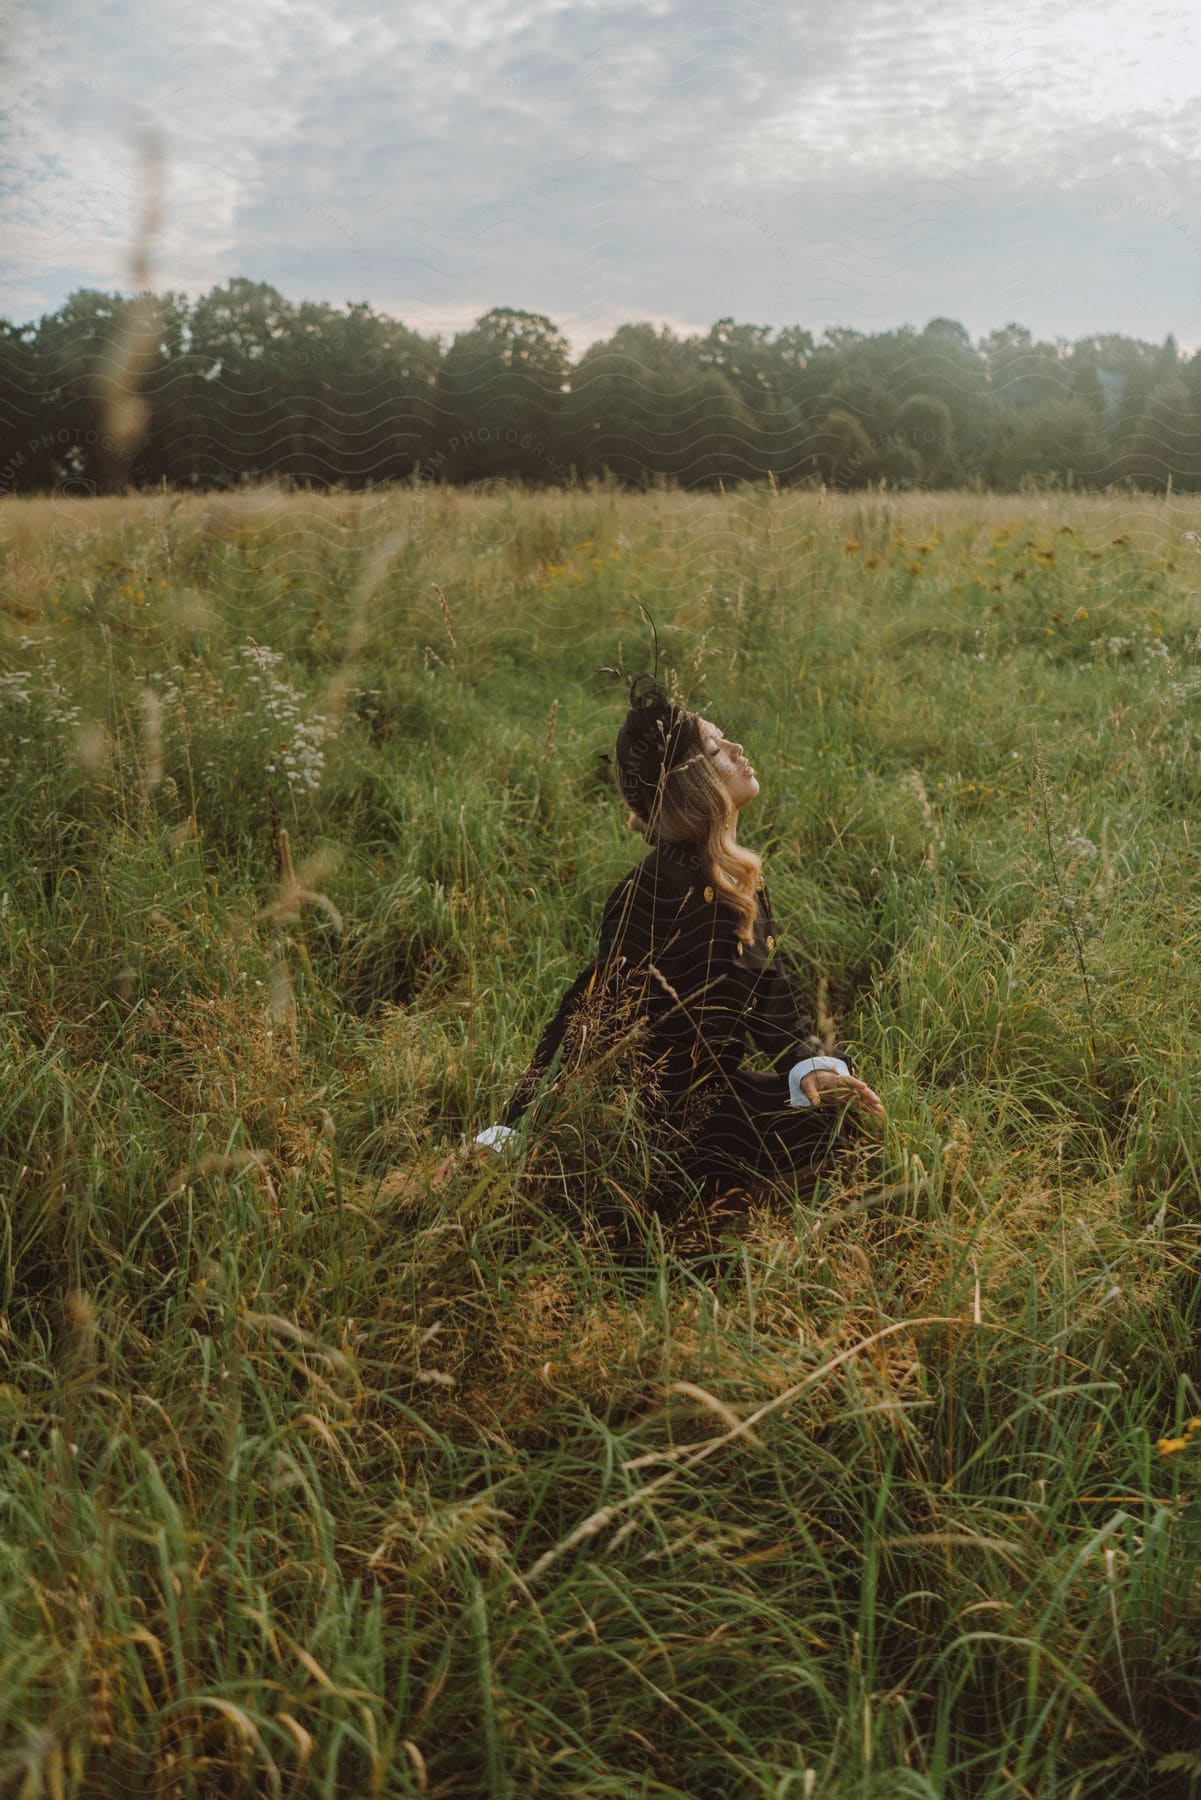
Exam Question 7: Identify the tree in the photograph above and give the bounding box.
[694,319,806,479]
[180,280,298,485]
[807,408,874,487]
[980,324,1068,410]
[1,287,1197,495]
[895,394,954,483]
[565,322,760,489]
[435,308,570,483]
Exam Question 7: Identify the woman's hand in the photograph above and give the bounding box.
[431,1142,495,1186]
[800,1068,885,1116]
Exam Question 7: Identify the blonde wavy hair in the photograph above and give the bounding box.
[617,719,763,946]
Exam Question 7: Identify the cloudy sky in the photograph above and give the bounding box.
[5,0,1201,355]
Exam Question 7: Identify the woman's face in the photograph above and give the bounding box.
[696,715,759,810]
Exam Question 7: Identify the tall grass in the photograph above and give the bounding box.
[0,481,1198,1796]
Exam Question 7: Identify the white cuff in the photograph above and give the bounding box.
[474,1123,519,1153]
[788,1055,850,1108]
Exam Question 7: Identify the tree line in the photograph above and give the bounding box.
[2,278,1198,495]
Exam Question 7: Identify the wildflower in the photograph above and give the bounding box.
[1158,1417,1201,1456]
[1073,607,1088,621]
[843,539,861,553]
[907,560,922,576]
[865,554,881,569]
[237,643,335,793]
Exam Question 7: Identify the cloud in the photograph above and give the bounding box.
[4,0,1200,352]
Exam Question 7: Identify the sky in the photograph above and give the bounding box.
[4,0,1201,357]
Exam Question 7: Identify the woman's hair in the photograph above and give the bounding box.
[614,725,763,946]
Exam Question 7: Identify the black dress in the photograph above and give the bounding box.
[496,839,854,1197]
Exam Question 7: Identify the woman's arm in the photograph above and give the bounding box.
[473,877,644,1152]
[738,888,882,1113]
[744,884,855,1102]
[648,879,861,1117]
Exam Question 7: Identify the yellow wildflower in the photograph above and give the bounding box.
[1158,1418,1201,1456]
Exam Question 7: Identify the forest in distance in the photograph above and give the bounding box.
[3,278,1200,499]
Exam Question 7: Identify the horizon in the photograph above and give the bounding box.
[4,281,1195,366]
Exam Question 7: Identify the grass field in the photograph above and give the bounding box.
[0,481,1198,1797]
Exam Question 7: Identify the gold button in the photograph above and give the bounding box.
[766,934,775,951]
[703,885,715,902]
[736,941,743,956]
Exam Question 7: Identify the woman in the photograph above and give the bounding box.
[446,668,884,1201]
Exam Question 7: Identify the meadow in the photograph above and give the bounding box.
[0,480,1198,1797]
